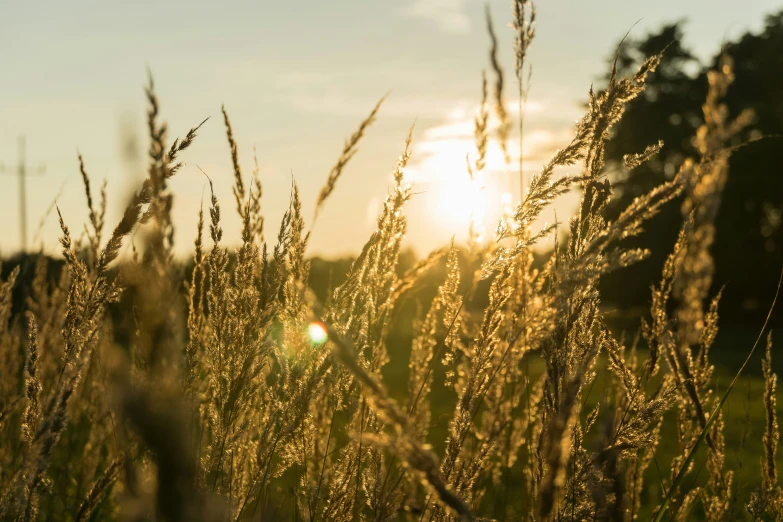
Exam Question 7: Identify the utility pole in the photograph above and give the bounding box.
[1,136,45,253]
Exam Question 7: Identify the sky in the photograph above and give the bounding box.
[1,0,781,260]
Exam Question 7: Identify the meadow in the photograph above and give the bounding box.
[1,2,782,521]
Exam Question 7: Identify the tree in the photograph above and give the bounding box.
[599,14,783,325]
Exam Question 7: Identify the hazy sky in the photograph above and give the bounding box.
[1,0,780,259]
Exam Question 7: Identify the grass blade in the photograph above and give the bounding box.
[651,267,783,522]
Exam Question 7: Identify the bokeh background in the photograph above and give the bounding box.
[1,0,782,328]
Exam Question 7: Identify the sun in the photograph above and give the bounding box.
[403,127,496,242]
[434,170,488,242]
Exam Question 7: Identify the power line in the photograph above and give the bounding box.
[1,136,46,253]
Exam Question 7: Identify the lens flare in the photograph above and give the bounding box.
[308,321,329,345]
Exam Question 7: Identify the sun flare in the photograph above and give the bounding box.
[308,321,329,345]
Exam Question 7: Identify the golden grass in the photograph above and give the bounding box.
[0,5,780,522]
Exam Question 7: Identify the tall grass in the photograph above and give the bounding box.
[0,4,780,521]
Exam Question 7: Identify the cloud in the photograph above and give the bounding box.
[405,98,565,183]
[402,0,471,33]
[282,90,476,120]
[400,100,582,250]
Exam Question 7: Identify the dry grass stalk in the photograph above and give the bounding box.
[313,95,386,224]
[0,14,779,522]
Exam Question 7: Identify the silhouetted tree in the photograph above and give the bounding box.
[599,14,783,326]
